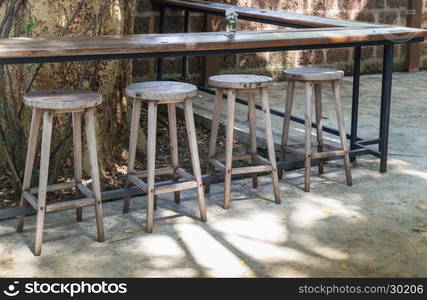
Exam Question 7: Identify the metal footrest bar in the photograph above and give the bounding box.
[128,175,148,193]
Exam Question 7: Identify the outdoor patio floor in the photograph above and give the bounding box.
[0,71,426,277]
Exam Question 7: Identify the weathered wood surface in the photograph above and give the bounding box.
[24,90,103,110]
[153,0,384,28]
[126,81,198,101]
[259,87,281,204]
[0,26,425,61]
[183,99,207,222]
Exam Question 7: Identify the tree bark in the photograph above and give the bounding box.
[0,0,138,196]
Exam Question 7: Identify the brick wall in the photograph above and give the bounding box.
[133,0,422,82]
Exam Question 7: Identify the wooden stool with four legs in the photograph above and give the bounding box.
[122,81,207,233]
[280,68,353,192]
[205,74,281,209]
[17,90,105,256]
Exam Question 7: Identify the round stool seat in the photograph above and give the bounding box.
[126,81,198,102]
[209,74,273,89]
[24,90,102,111]
[284,68,344,82]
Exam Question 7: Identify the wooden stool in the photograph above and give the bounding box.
[280,68,353,192]
[205,74,281,209]
[122,81,207,233]
[17,90,105,256]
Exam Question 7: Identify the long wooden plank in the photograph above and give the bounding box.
[0,26,425,60]
[153,0,383,28]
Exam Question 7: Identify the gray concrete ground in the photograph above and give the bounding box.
[0,71,426,277]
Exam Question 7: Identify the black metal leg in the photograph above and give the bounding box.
[379,44,394,173]
[156,7,166,81]
[350,46,361,163]
[181,10,189,80]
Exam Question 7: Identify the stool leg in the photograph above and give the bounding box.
[304,82,313,193]
[332,81,353,186]
[168,103,180,204]
[34,110,53,256]
[72,112,83,222]
[279,80,295,179]
[205,88,223,194]
[314,84,324,175]
[17,108,42,233]
[184,99,207,222]
[146,102,157,233]
[247,92,258,188]
[123,99,142,214]
[260,88,281,204]
[85,108,105,243]
[224,89,236,210]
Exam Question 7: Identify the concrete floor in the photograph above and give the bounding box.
[0,71,427,277]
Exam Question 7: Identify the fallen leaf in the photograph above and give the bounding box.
[399,229,407,234]
[240,260,246,265]
[57,177,66,183]
[177,237,182,241]
[322,115,329,119]
[419,200,425,204]
[340,263,348,270]
[323,211,333,215]
[123,229,134,233]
